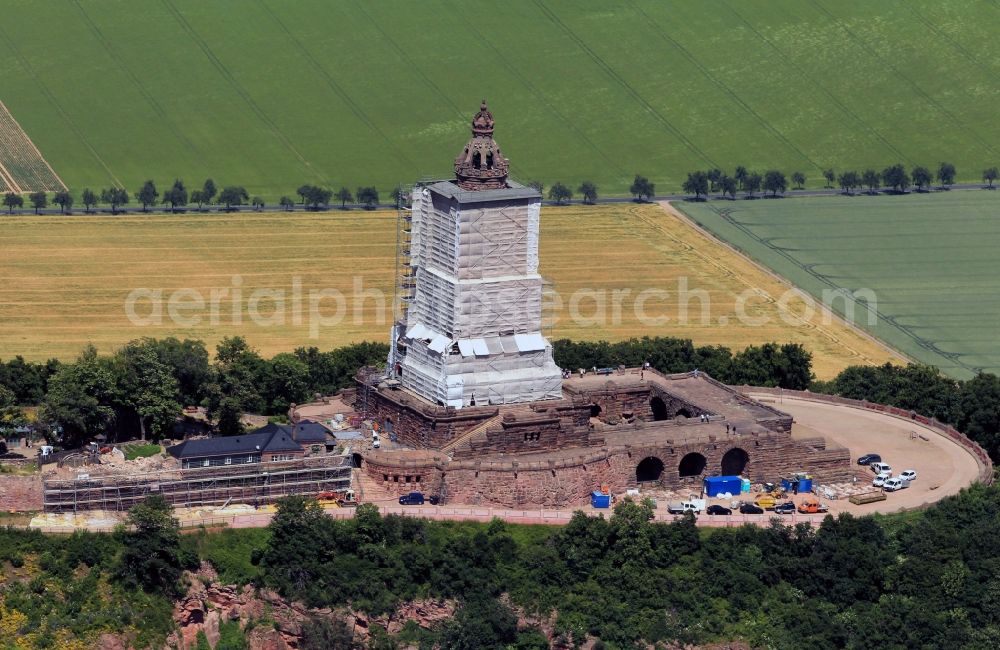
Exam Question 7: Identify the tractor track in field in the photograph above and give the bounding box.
[70,0,197,157]
[902,1,999,76]
[706,202,975,374]
[451,3,626,180]
[531,0,718,169]
[353,2,465,120]
[159,0,325,184]
[631,1,823,175]
[810,0,1000,162]
[254,0,407,175]
[720,0,913,167]
[0,24,121,188]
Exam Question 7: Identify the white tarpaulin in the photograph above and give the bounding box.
[457,339,476,357]
[514,333,546,352]
[428,335,451,354]
[405,323,429,340]
[471,338,489,356]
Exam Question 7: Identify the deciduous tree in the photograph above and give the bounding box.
[838,170,860,194]
[81,188,97,213]
[279,196,295,211]
[52,190,73,214]
[823,168,835,188]
[734,165,748,190]
[763,170,787,197]
[743,172,762,199]
[912,166,932,191]
[357,186,379,209]
[101,187,129,214]
[548,182,572,205]
[219,186,249,211]
[252,196,265,211]
[29,191,47,214]
[335,187,353,209]
[40,345,116,447]
[791,171,806,189]
[163,179,188,212]
[116,495,184,596]
[3,192,23,214]
[882,164,910,193]
[578,181,597,204]
[136,180,158,212]
[682,171,709,199]
[201,178,218,205]
[720,174,737,199]
[937,161,956,188]
[113,342,180,441]
[629,174,654,201]
[861,169,881,194]
[983,167,998,188]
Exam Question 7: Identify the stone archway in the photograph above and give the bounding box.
[636,456,664,483]
[650,396,669,421]
[352,453,363,468]
[675,407,693,419]
[589,403,602,418]
[721,447,749,475]
[678,452,707,477]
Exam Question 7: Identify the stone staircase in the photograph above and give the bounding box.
[440,414,503,455]
[352,467,395,503]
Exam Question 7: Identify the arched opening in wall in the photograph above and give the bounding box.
[472,151,482,169]
[589,403,602,418]
[721,448,749,475]
[384,418,394,434]
[675,407,693,419]
[678,452,707,477]
[486,152,494,169]
[650,396,669,421]
[636,457,664,483]
[352,453,363,468]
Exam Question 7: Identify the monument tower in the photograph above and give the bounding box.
[389,101,562,407]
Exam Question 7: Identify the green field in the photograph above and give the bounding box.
[678,190,1000,379]
[2,0,1000,199]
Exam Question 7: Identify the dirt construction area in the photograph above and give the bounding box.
[755,394,984,515]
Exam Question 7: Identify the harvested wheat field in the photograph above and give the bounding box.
[0,204,901,377]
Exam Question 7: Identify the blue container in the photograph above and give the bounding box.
[704,475,742,497]
[591,491,611,508]
[780,478,792,491]
[798,478,813,493]
[741,478,751,493]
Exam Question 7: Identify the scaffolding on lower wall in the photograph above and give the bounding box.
[42,455,353,513]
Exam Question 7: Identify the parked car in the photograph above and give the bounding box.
[857,453,882,466]
[899,469,917,481]
[773,501,796,515]
[372,437,381,449]
[398,491,424,505]
[706,504,732,516]
[883,477,910,492]
[873,472,891,487]
[739,503,764,514]
[667,499,705,515]
[870,462,892,475]
[428,495,441,505]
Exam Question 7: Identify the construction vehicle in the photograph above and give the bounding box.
[753,494,777,510]
[797,497,830,514]
[317,489,358,507]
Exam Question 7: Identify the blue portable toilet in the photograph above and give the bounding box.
[704,475,743,497]
[591,491,611,508]
[798,477,813,493]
